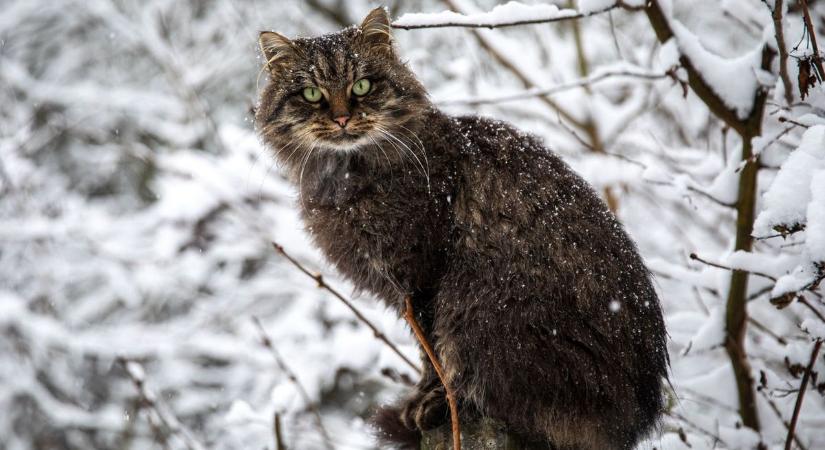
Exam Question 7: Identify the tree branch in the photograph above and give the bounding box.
[392,1,640,30]
[768,0,795,105]
[642,0,766,135]
[404,296,461,450]
[118,358,206,450]
[271,242,419,373]
[252,317,333,450]
[437,67,670,107]
[784,339,823,450]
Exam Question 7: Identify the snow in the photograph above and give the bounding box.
[805,172,825,261]
[394,2,583,28]
[670,20,766,120]
[754,125,825,237]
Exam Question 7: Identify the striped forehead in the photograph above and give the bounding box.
[299,34,359,87]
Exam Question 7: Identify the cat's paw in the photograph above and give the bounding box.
[400,386,449,431]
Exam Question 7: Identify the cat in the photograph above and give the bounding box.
[255,7,668,449]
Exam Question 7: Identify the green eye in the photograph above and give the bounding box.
[352,79,371,96]
[303,86,322,102]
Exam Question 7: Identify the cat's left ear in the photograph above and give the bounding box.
[259,31,297,73]
[359,7,393,53]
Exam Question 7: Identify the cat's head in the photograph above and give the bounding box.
[255,7,429,171]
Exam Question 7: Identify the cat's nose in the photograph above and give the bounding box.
[333,115,350,128]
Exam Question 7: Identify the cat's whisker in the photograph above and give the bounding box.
[298,140,319,212]
[376,125,430,191]
[394,122,429,180]
[366,134,394,177]
[375,128,421,178]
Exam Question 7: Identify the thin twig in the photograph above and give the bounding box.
[391,1,640,29]
[434,0,589,133]
[768,0,795,105]
[799,0,825,80]
[403,296,461,450]
[799,297,825,323]
[749,317,788,345]
[689,253,777,281]
[271,242,419,372]
[758,388,808,450]
[437,68,669,106]
[274,412,286,450]
[784,339,823,450]
[117,358,206,450]
[668,411,728,448]
[252,317,333,450]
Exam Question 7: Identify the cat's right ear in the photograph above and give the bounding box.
[259,31,296,73]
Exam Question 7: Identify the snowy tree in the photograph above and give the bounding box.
[1,0,824,449]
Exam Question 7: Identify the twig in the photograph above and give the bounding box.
[117,358,206,450]
[799,0,825,80]
[668,411,728,448]
[758,388,808,450]
[689,253,777,281]
[784,339,823,450]
[778,116,811,128]
[403,296,461,450]
[252,317,333,450]
[749,317,788,345]
[768,0,795,105]
[271,242,419,372]
[274,412,286,450]
[437,68,669,106]
[799,297,825,323]
[391,1,640,29]
[434,0,589,134]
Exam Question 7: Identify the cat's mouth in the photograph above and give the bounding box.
[318,129,371,150]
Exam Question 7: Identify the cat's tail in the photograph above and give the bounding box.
[370,404,420,449]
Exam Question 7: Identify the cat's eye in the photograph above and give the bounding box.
[303,86,322,103]
[352,79,371,96]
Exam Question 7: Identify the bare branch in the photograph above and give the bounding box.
[274,412,286,450]
[431,0,591,135]
[767,0,795,105]
[404,296,461,450]
[757,388,808,450]
[392,2,640,30]
[689,253,777,281]
[271,242,419,372]
[252,317,332,450]
[118,358,206,450]
[438,67,670,107]
[785,339,823,450]
[799,0,825,83]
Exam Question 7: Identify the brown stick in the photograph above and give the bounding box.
[770,0,795,105]
[273,412,286,450]
[391,3,622,29]
[800,0,825,80]
[436,0,590,135]
[252,317,333,450]
[784,339,823,450]
[403,296,461,450]
[272,242,419,372]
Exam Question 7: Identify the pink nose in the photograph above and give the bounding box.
[333,115,350,128]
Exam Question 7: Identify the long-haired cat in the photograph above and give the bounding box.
[255,7,668,449]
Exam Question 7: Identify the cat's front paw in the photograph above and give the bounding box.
[400,386,449,431]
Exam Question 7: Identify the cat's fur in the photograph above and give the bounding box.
[256,8,668,449]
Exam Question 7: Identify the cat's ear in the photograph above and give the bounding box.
[259,31,297,72]
[359,7,393,52]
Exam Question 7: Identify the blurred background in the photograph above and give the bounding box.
[2,0,824,449]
